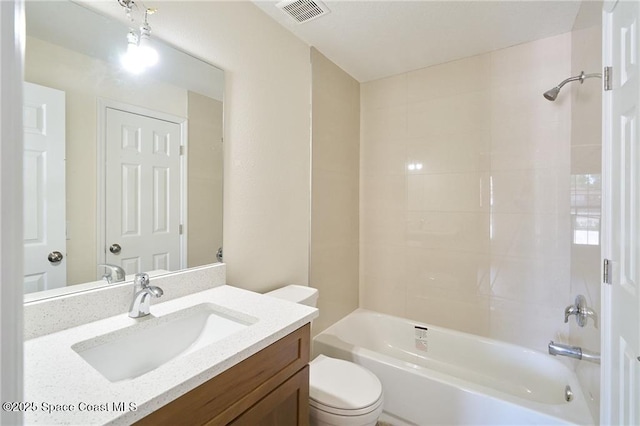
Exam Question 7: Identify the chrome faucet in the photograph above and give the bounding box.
[128,273,163,318]
[548,341,600,364]
[98,264,126,284]
[564,294,598,328]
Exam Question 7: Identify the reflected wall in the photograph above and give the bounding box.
[187,92,224,268]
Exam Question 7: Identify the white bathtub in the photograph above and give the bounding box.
[312,309,594,425]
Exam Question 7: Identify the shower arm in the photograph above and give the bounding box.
[555,71,602,90]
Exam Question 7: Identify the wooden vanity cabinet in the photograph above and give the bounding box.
[136,324,310,426]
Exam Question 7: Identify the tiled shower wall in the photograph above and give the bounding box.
[360,32,575,351]
[570,23,602,421]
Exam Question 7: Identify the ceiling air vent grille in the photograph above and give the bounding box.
[276,0,330,24]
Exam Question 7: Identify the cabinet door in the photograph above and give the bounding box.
[135,325,310,426]
[228,366,309,426]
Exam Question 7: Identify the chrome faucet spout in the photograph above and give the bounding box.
[548,341,600,364]
[580,348,601,364]
[128,273,163,318]
[98,264,126,284]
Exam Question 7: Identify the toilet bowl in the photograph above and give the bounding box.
[265,285,383,426]
[309,354,383,426]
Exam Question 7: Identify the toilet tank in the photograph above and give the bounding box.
[265,285,318,307]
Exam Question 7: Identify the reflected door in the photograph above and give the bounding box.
[105,108,182,274]
[23,82,66,293]
[603,0,640,422]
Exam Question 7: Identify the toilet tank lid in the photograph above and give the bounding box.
[265,285,318,306]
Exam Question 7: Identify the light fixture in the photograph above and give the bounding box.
[137,15,158,67]
[121,30,145,74]
[118,1,159,74]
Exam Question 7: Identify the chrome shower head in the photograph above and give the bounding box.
[543,86,560,101]
[543,71,602,102]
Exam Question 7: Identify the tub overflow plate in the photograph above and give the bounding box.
[414,325,428,352]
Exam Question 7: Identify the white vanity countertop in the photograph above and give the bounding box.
[23,285,318,425]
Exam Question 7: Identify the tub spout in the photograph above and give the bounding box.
[548,341,600,364]
[580,348,601,364]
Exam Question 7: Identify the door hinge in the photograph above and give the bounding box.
[179,146,185,156]
[604,66,612,91]
[179,224,183,235]
[603,258,611,284]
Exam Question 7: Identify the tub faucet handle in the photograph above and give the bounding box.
[564,294,598,328]
[564,304,579,323]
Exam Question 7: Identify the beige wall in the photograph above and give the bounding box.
[360,32,573,351]
[25,36,187,285]
[570,23,602,422]
[310,48,360,335]
[83,1,312,292]
[187,92,223,268]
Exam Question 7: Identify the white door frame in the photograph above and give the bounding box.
[96,98,188,277]
[0,0,24,423]
[601,3,614,421]
[601,0,640,422]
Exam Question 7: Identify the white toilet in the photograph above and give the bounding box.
[265,285,383,426]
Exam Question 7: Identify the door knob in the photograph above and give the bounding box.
[47,251,64,263]
[109,243,122,254]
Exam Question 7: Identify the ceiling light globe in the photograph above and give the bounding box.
[138,38,158,67]
[121,43,145,74]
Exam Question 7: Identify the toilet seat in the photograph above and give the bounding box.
[309,355,383,417]
[310,395,383,417]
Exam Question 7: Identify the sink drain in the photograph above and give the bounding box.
[565,385,574,402]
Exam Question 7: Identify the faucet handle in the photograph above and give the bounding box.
[585,307,598,329]
[564,304,578,323]
[134,272,150,288]
[564,295,598,328]
[128,273,162,318]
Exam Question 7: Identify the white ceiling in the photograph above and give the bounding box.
[253,0,587,82]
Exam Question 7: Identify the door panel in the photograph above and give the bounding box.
[105,107,182,275]
[23,82,66,292]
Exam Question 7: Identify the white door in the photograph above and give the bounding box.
[105,107,182,275]
[602,0,640,423]
[23,82,66,293]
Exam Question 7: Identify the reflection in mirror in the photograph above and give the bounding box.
[23,1,224,301]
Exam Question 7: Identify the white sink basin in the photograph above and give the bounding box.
[72,303,257,382]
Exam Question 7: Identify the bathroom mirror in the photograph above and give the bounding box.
[23,1,224,301]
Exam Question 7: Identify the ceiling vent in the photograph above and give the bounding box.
[276,0,330,24]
